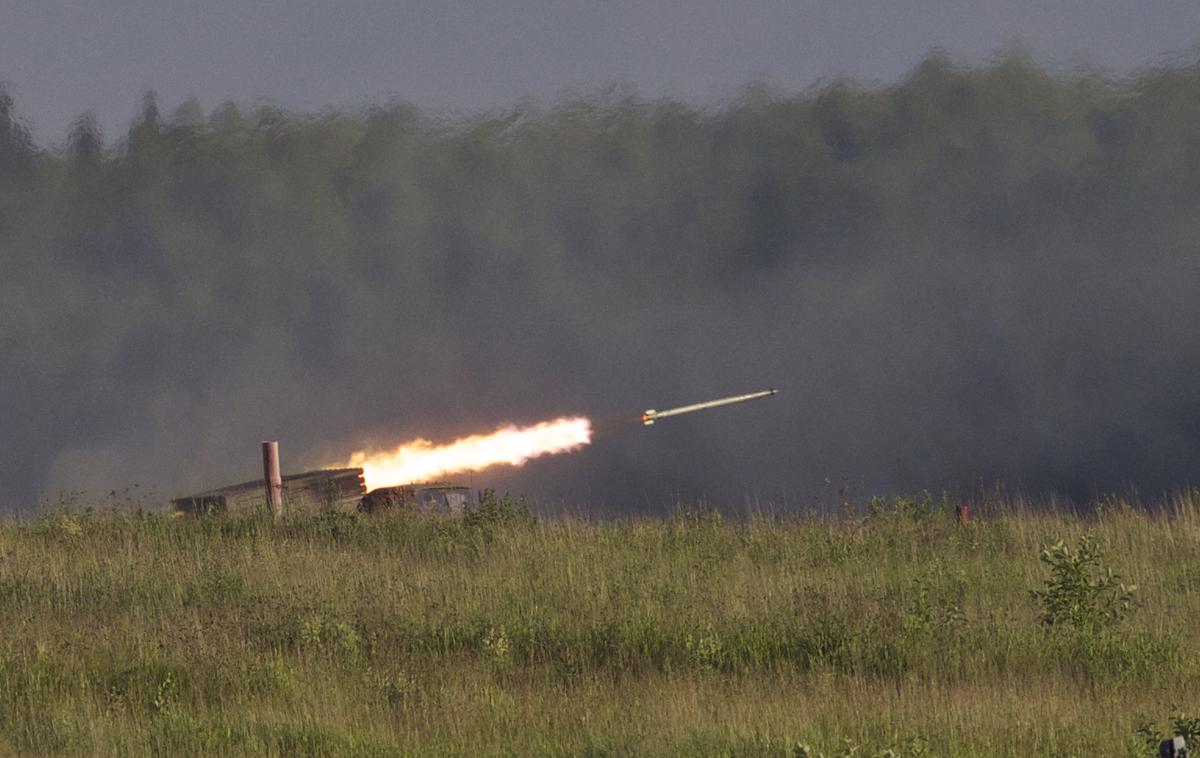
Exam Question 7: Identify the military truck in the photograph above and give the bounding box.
[357,482,472,515]
[171,468,472,516]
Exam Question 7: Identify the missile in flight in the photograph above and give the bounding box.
[641,389,778,426]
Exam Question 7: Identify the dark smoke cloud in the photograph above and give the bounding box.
[2,52,1200,513]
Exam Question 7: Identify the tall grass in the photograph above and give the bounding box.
[0,492,1196,756]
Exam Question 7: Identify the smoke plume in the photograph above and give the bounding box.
[2,52,1199,512]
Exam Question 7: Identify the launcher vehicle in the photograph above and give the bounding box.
[171,468,472,516]
[358,482,472,515]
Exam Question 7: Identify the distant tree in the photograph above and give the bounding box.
[0,83,34,176]
[67,111,104,168]
[170,96,204,128]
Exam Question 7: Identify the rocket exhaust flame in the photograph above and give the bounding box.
[341,388,774,491]
[345,417,592,491]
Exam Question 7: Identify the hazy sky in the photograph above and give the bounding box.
[2,0,1198,143]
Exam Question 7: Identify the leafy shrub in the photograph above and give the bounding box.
[1031,533,1137,632]
[296,613,362,662]
[1135,712,1200,756]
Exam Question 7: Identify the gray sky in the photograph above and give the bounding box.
[2,0,1199,143]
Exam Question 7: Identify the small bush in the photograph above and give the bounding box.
[295,614,362,662]
[1135,712,1200,756]
[1031,533,1137,633]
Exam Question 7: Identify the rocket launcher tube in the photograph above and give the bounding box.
[641,389,778,425]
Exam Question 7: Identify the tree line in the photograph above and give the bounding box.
[2,52,1199,509]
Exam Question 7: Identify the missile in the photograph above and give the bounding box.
[641,389,778,426]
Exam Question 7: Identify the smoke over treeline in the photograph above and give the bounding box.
[2,52,1200,511]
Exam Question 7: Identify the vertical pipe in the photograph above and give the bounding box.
[262,440,282,518]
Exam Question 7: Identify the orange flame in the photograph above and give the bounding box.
[345,416,592,490]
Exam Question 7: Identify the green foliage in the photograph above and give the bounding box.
[186,569,247,606]
[462,489,535,529]
[1135,712,1200,756]
[364,667,419,707]
[684,623,725,671]
[480,626,511,667]
[1175,714,1200,742]
[867,491,948,522]
[301,510,368,541]
[0,494,1192,754]
[295,613,362,662]
[1031,532,1138,632]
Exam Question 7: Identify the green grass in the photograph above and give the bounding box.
[0,492,1196,756]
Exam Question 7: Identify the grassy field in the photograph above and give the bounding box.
[0,491,1196,756]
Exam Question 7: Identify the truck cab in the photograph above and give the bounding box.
[358,482,473,515]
